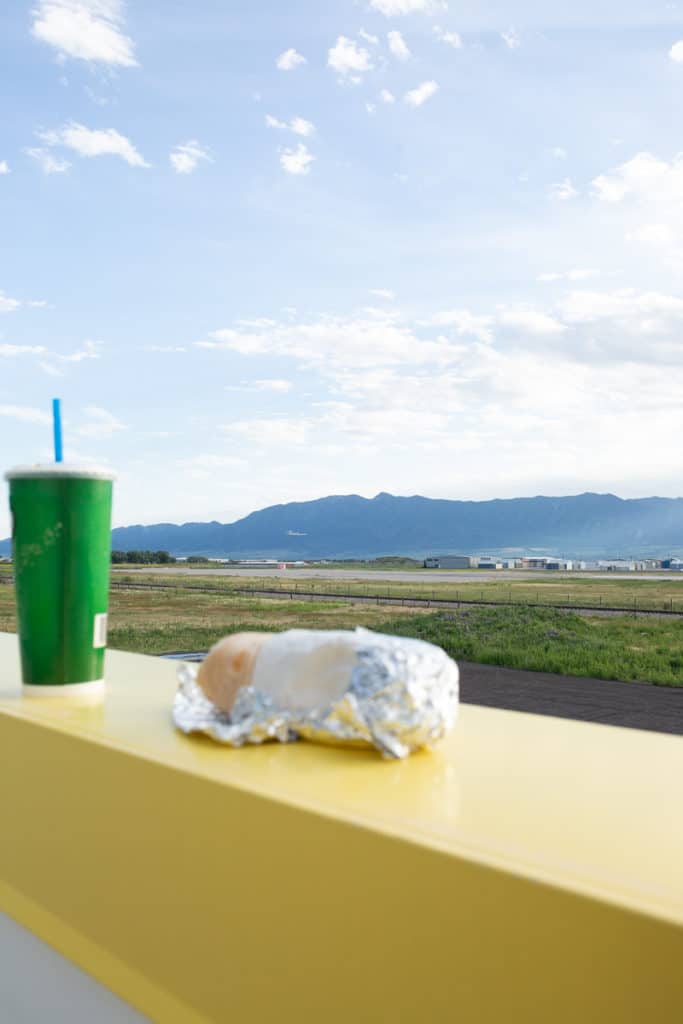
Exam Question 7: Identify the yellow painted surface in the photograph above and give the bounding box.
[1,630,683,1022]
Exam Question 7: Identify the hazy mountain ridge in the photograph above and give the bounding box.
[3,491,682,559]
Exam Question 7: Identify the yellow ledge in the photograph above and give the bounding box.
[1,631,683,1023]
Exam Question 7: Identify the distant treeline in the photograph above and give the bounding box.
[111,550,177,564]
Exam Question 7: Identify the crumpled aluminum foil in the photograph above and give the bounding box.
[173,629,459,759]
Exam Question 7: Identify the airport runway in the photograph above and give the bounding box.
[115,566,683,584]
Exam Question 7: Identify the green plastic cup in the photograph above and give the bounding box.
[5,465,115,697]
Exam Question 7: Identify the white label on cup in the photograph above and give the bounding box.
[93,613,108,648]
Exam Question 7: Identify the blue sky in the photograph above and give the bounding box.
[2,0,683,535]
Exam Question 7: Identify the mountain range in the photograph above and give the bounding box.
[3,491,682,559]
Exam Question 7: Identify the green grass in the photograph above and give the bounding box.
[380,607,683,686]
[4,577,683,685]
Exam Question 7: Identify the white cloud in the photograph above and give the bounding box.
[25,147,71,174]
[628,223,675,245]
[198,313,458,369]
[537,269,600,282]
[0,404,51,425]
[669,40,683,62]
[279,144,314,176]
[501,28,521,49]
[0,292,21,313]
[359,29,379,45]
[328,36,373,77]
[78,405,126,438]
[369,289,395,300]
[265,114,287,130]
[253,379,292,392]
[434,27,462,48]
[379,88,395,103]
[551,146,567,159]
[39,361,65,377]
[169,140,211,174]
[499,309,567,335]
[559,288,683,325]
[370,0,446,15]
[226,378,293,394]
[266,115,314,137]
[39,122,148,167]
[31,0,137,67]
[290,117,314,137]
[58,339,102,362]
[0,161,9,174]
[549,177,578,200]
[404,80,439,106]
[224,418,311,446]
[0,344,47,356]
[388,30,411,59]
[427,309,494,342]
[592,152,683,204]
[276,48,306,70]
[365,102,376,114]
[180,454,247,472]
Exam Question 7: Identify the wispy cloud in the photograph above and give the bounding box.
[276,48,306,70]
[370,0,446,15]
[226,378,293,393]
[499,309,567,335]
[0,161,9,174]
[169,140,211,174]
[25,147,71,174]
[223,418,311,445]
[279,143,314,176]
[669,40,683,62]
[0,344,48,356]
[359,28,379,45]
[0,292,21,313]
[538,269,600,282]
[501,28,521,49]
[549,177,578,200]
[31,0,137,67]
[38,122,149,167]
[434,27,462,48]
[60,341,98,365]
[265,115,315,137]
[379,88,395,103]
[0,404,51,425]
[78,405,126,438]
[388,30,411,60]
[404,80,439,107]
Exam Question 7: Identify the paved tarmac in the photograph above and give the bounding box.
[460,661,683,736]
[116,566,683,584]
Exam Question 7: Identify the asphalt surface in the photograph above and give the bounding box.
[162,651,683,737]
[115,566,683,584]
[459,661,683,736]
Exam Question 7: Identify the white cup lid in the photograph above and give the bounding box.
[4,463,116,481]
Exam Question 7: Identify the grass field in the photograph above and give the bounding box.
[2,578,683,685]
[110,569,683,613]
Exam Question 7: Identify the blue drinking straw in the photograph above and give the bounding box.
[52,398,63,463]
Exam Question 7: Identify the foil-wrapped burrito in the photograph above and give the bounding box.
[173,627,459,759]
